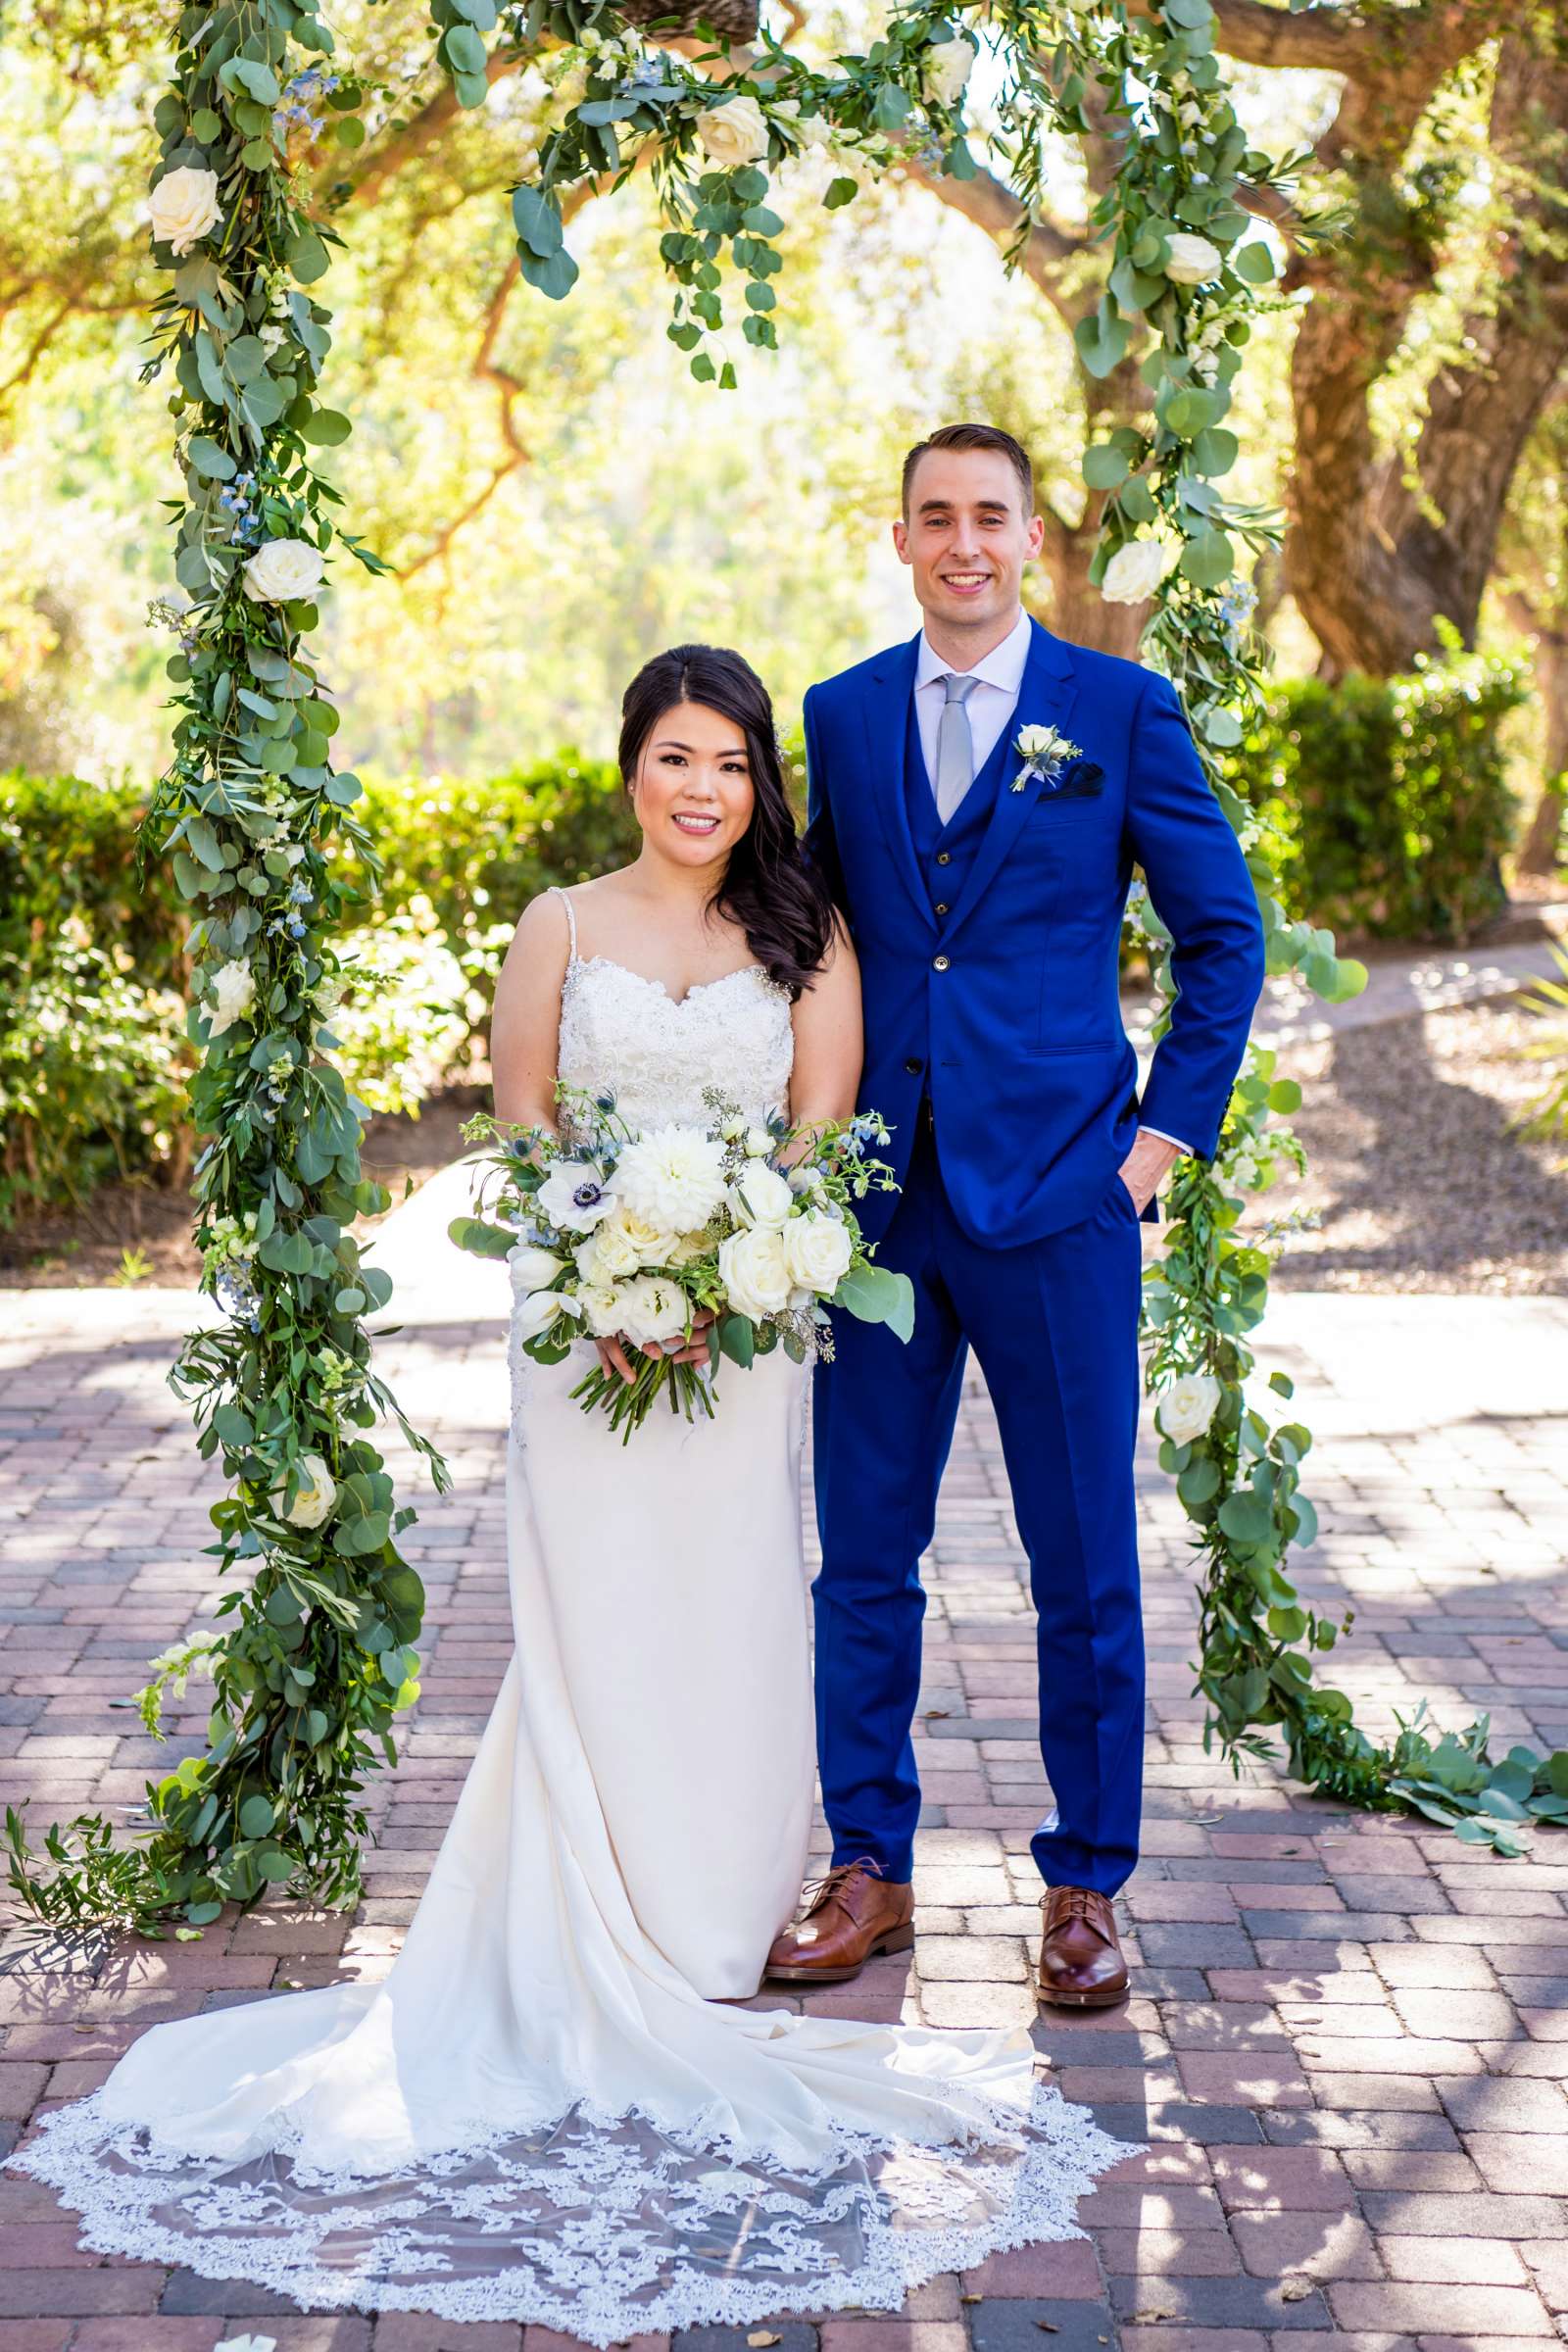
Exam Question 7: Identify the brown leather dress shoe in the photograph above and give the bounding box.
[1037,1886,1129,2008]
[764,1859,915,1984]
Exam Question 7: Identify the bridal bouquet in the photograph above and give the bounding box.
[449,1088,915,1438]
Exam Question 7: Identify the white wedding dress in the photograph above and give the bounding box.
[11,906,1130,2340]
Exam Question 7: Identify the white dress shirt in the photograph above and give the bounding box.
[911,607,1190,1161]
[912,607,1033,787]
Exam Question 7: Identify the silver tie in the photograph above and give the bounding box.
[935,671,979,825]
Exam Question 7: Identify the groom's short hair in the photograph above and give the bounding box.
[902,423,1034,518]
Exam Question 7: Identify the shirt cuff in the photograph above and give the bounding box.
[1139,1124,1193,1156]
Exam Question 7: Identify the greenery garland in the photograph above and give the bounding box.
[8,0,449,1939]
[8,0,1563,1939]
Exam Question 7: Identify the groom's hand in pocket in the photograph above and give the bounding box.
[1117,1128,1182,1215]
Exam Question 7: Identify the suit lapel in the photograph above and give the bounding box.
[944,620,1080,945]
[858,633,933,933]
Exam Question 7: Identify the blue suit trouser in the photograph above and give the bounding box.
[811,1119,1146,1894]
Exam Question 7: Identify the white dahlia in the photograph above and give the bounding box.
[613,1125,728,1232]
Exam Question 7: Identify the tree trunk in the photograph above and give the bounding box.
[1518,623,1568,875]
[1288,37,1568,679]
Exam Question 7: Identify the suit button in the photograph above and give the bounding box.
[933,955,950,972]
[905,1056,923,1074]
[936,852,952,866]
[934,903,950,915]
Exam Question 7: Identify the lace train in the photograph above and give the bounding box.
[11,2076,1132,2342]
[8,921,1140,2336]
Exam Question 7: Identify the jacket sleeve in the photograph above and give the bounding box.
[801,685,848,912]
[1125,670,1266,1161]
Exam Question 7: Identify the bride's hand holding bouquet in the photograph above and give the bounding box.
[451,1086,914,1438]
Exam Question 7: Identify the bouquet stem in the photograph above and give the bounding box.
[569,1352,715,1443]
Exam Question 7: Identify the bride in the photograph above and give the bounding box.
[10,644,1129,2340]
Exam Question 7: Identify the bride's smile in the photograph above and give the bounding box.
[636,699,756,866]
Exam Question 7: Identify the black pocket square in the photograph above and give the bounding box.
[1040,758,1104,801]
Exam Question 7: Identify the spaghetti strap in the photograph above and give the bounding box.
[552,886,578,963]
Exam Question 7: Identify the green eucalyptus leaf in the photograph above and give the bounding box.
[517,242,579,300]
[1179,528,1236,588]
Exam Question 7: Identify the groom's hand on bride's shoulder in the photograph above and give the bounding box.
[1117,1128,1182,1215]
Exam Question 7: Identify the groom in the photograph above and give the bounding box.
[768,423,1264,2007]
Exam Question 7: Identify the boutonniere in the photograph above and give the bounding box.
[1012,723,1084,791]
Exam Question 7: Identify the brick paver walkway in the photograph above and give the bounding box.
[3,1239,1567,2352]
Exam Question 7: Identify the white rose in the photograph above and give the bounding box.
[695,94,771,169]
[615,1273,690,1348]
[574,1232,604,1283]
[1015,724,1057,760]
[593,1208,678,1278]
[614,1125,728,1232]
[537,1158,616,1233]
[717,1224,793,1321]
[617,1207,681,1265]
[1101,538,1169,606]
[242,537,326,606]
[781,1210,854,1296]
[578,1281,625,1338]
[591,1220,643,1280]
[149,165,221,257]
[730,1164,795,1228]
[745,1127,773,1156]
[922,34,976,109]
[514,1287,575,1343]
[208,958,256,1037]
[508,1242,564,1294]
[1155,1372,1223,1446]
[1163,231,1223,285]
[284,1452,336,1530]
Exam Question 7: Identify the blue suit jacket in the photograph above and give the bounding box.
[804,618,1266,1250]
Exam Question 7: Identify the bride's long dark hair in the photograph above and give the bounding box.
[617,644,836,1000]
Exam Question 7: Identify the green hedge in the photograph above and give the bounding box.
[0,758,636,1229]
[1229,651,1525,944]
[0,658,1527,1226]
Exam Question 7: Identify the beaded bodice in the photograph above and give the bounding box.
[553,894,794,1134]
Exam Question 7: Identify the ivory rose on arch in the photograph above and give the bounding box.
[1155,1372,1223,1446]
[149,165,220,256]
[695,93,770,168]
[284,1453,337,1530]
[1100,538,1172,606]
[922,34,977,109]
[208,959,257,1037]
[1162,231,1223,285]
[242,537,326,605]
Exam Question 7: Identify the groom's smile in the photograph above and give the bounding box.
[892,442,1046,657]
